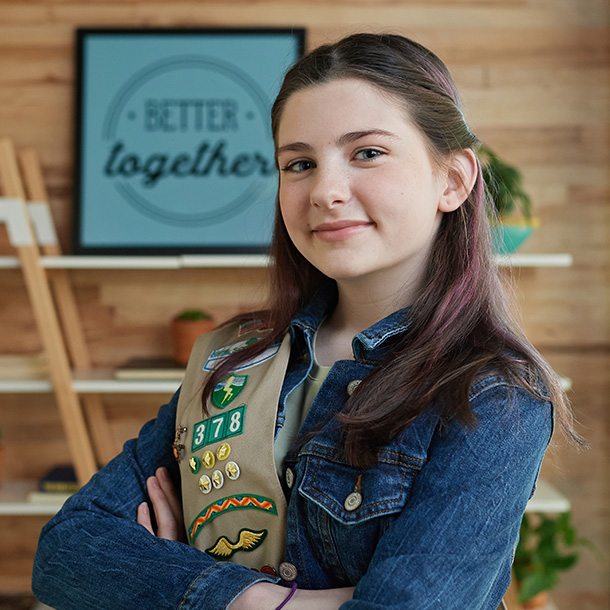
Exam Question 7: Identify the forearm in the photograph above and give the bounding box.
[231,582,355,610]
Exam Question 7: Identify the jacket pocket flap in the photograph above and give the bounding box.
[298,451,423,525]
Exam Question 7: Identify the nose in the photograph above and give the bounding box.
[309,166,350,209]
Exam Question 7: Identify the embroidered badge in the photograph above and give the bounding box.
[238,319,272,336]
[203,338,259,371]
[189,494,278,543]
[205,528,268,560]
[203,343,281,372]
[212,375,248,409]
[191,405,246,453]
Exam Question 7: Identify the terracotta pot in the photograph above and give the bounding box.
[522,591,549,609]
[172,318,215,366]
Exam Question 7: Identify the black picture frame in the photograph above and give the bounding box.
[72,27,305,255]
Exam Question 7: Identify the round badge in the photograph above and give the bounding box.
[198,475,211,494]
[216,442,231,461]
[189,456,200,474]
[212,470,224,490]
[202,450,216,469]
[225,461,240,480]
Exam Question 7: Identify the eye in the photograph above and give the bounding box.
[354,148,385,161]
[280,159,315,173]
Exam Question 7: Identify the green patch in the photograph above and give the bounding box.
[212,374,248,409]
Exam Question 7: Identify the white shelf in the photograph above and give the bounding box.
[525,479,571,513]
[0,254,271,269]
[71,369,181,394]
[495,253,573,267]
[0,253,571,270]
[0,371,181,394]
[0,480,69,515]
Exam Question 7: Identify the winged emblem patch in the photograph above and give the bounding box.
[205,528,267,560]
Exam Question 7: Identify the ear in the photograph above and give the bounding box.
[438,149,478,213]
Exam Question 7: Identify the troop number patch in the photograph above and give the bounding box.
[192,405,246,452]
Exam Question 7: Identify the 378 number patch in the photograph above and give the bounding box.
[191,405,246,452]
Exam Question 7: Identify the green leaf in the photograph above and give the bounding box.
[518,570,558,603]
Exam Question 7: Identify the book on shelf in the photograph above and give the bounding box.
[114,356,186,380]
[27,465,78,504]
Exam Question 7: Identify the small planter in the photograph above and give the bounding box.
[172,310,215,366]
[491,218,540,255]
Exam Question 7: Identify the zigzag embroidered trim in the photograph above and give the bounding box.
[189,494,277,543]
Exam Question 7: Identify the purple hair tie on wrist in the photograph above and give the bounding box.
[275,581,298,610]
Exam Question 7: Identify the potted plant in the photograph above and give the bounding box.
[513,512,590,608]
[171,309,215,366]
[479,144,539,254]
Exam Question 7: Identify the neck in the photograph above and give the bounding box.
[314,273,417,366]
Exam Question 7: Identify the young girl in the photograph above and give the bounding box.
[33,33,572,610]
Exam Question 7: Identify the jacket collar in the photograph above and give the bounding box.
[290,283,412,360]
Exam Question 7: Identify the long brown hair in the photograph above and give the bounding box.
[203,33,579,467]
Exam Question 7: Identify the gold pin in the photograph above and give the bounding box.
[172,425,187,463]
[198,475,211,494]
[225,461,240,480]
[216,442,231,461]
[212,470,224,490]
[202,451,216,469]
[189,457,200,474]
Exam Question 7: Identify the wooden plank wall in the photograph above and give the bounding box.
[0,0,608,605]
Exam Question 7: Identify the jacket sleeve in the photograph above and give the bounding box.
[32,390,276,610]
[341,383,554,610]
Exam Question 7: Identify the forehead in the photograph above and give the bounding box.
[276,78,412,144]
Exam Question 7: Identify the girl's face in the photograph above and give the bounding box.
[276,78,467,297]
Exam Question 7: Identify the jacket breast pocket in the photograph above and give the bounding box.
[296,448,424,584]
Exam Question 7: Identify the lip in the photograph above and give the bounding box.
[312,220,374,242]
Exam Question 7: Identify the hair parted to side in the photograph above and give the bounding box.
[203,33,580,467]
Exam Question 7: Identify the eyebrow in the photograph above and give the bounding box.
[276,129,398,157]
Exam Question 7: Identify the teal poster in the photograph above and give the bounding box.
[73,29,304,254]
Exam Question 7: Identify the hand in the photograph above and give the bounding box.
[137,467,186,543]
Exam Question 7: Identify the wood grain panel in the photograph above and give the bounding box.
[0,0,607,603]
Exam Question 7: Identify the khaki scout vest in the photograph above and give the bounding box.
[175,321,291,570]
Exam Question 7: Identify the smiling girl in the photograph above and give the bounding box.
[33,33,575,610]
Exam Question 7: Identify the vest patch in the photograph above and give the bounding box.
[189,494,278,543]
[191,405,246,452]
[212,375,248,408]
[205,528,268,560]
[203,343,281,372]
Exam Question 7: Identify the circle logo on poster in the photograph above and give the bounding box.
[101,56,275,226]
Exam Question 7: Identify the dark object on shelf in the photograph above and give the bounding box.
[38,466,79,493]
[114,356,185,380]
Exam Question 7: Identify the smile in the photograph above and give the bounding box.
[312,220,374,242]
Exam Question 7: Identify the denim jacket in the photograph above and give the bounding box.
[33,293,553,610]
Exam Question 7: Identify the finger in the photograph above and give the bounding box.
[146,475,179,541]
[156,467,184,527]
[136,501,154,536]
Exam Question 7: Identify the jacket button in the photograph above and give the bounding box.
[278,561,298,581]
[285,467,294,489]
[344,491,363,511]
[346,379,362,396]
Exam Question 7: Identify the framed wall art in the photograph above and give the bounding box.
[73,28,305,254]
